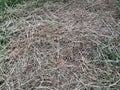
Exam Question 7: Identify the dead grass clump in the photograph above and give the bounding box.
[0,0,120,90]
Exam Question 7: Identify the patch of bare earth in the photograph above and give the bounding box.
[1,0,120,90]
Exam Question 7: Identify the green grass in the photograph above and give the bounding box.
[0,0,29,11]
[115,0,120,18]
[0,0,64,12]
[0,28,11,86]
[0,28,11,55]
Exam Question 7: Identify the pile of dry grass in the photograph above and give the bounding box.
[0,0,120,90]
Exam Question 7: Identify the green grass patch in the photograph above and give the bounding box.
[0,0,30,11]
[0,0,64,12]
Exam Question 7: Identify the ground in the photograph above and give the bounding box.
[0,0,120,90]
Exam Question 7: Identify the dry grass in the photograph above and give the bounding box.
[0,0,120,90]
